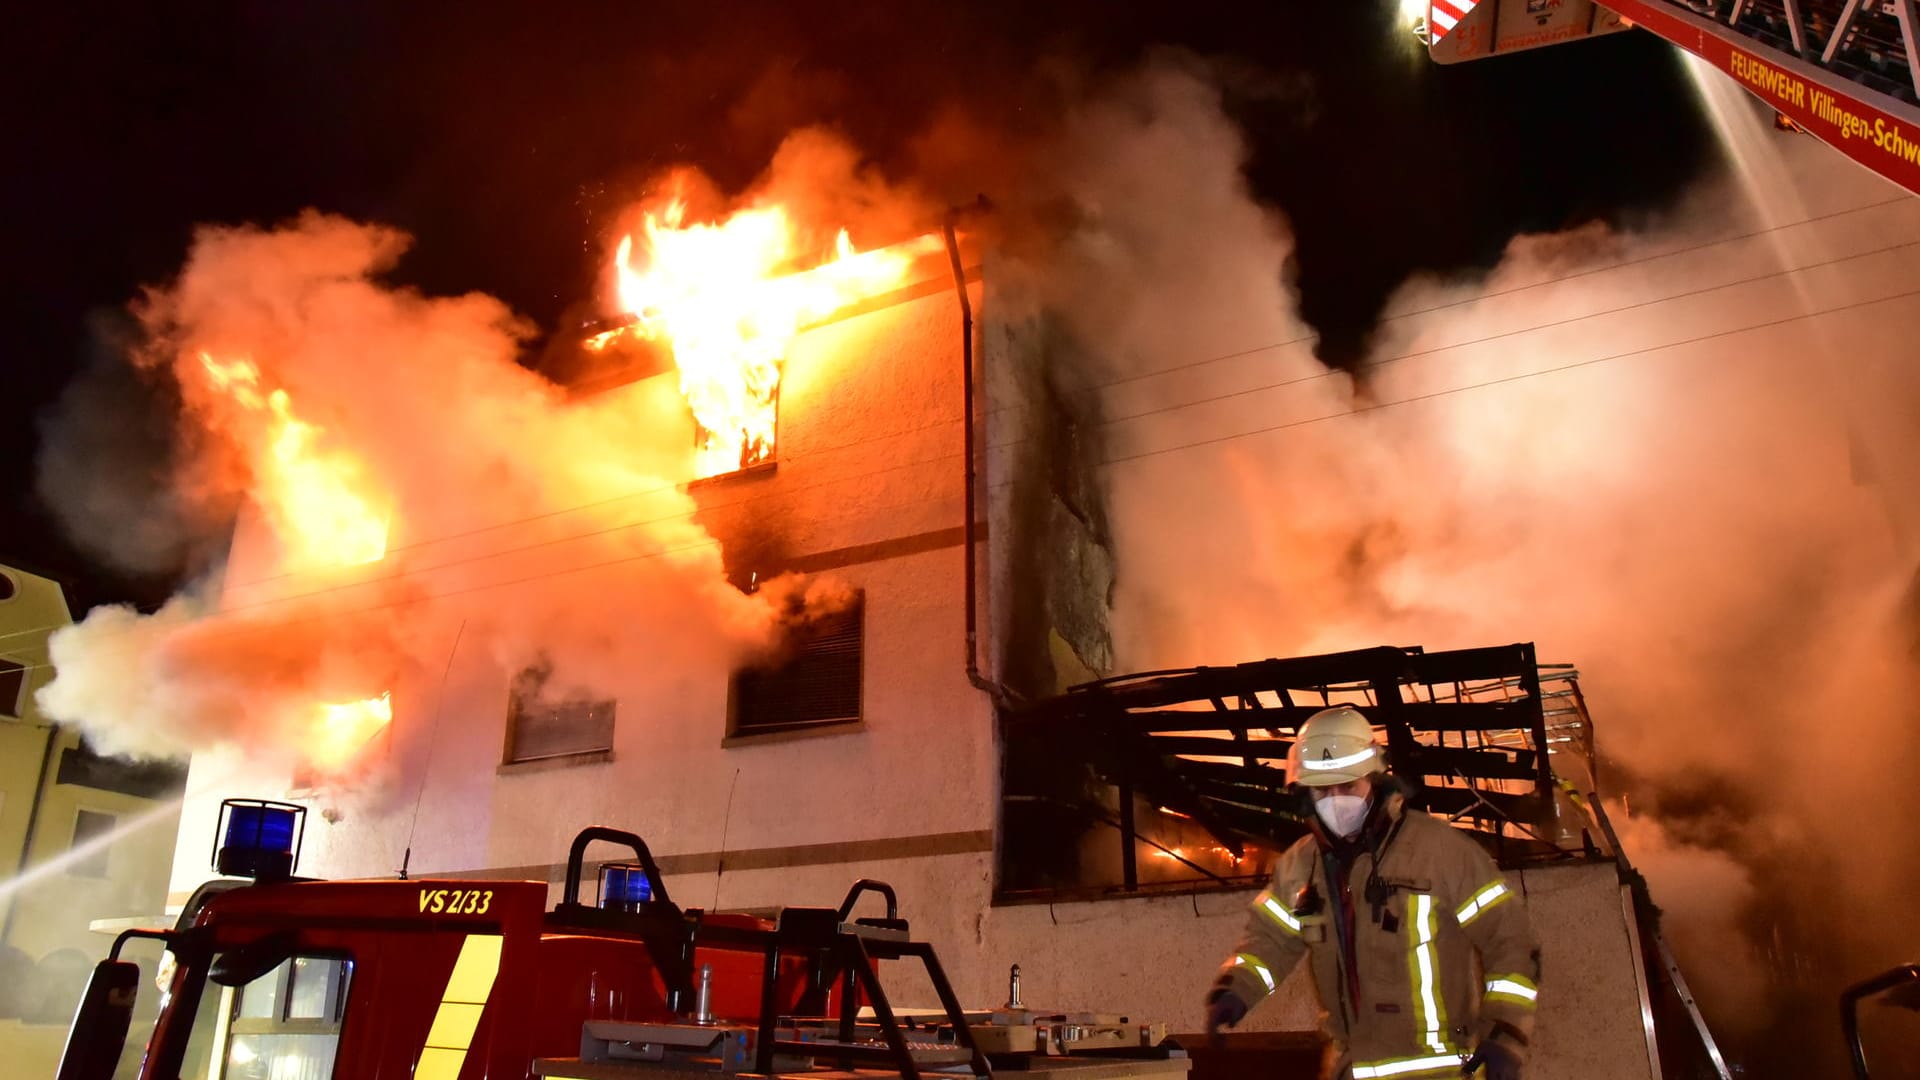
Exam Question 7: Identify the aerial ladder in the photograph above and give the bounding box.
[1411,0,1920,196]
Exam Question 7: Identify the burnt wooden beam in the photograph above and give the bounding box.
[1142,736,1294,759]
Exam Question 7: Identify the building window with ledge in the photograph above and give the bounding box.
[0,657,24,718]
[505,663,616,763]
[729,596,864,740]
[69,809,115,878]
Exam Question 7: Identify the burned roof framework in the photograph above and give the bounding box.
[1011,643,1594,888]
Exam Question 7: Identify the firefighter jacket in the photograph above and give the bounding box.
[1217,791,1542,1079]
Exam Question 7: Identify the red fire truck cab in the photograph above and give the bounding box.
[57,800,990,1080]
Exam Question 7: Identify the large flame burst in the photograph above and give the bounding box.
[197,353,389,569]
[195,354,394,774]
[592,200,935,477]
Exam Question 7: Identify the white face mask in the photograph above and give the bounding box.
[1314,793,1371,838]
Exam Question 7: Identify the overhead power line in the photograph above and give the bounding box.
[1094,234,1920,429]
[1100,281,1920,467]
[8,480,969,676]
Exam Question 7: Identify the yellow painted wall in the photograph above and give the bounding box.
[0,563,71,934]
[7,735,181,957]
[0,563,183,1055]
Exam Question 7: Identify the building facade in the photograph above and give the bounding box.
[164,251,1657,1077]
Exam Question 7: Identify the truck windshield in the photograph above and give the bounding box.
[172,951,353,1080]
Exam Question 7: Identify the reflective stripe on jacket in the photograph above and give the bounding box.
[1218,794,1542,1077]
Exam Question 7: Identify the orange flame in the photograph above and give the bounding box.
[592,201,936,477]
[309,692,392,773]
[196,353,388,568]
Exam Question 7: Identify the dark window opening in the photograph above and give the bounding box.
[730,598,863,738]
[996,714,1282,903]
[0,658,25,719]
[506,663,616,763]
[69,809,115,879]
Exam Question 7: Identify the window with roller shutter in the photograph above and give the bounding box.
[729,597,864,739]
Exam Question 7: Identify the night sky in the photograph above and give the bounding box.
[2,0,1717,609]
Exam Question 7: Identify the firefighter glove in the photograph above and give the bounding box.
[1203,986,1248,1048]
[1461,1035,1523,1080]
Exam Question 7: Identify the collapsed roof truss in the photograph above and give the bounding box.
[1017,643,1600,874]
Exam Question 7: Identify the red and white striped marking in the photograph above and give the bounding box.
[1429,0,1477,37]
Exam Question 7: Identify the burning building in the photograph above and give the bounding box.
[67,181,1679,1077]
[28,52,1920,1077]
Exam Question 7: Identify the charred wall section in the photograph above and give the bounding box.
[983,304,1120,897]
[982,310,1116,700]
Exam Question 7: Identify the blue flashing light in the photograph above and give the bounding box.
[214,800,304,880]
[598,862,653,911]
[226,805,297,853]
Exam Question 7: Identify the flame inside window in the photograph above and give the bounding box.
[306,692,392,776]
[589,202,937,478]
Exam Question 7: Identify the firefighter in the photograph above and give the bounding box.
[1204,705,1542,1080]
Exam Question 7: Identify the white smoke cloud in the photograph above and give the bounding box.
[1035,59,1920,1072]
[1615,812,1770,1036]
[989,55,1314,389]
[34,208,856,770]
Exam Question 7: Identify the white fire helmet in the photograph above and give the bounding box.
[1285,705,1387,787]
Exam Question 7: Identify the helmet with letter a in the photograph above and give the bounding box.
[1284,705,1387,787]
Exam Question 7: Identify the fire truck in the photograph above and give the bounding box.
[54,801,1187,1080]
[1412,0,1920,197]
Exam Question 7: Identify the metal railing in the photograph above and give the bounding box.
[1673,0,1920,99]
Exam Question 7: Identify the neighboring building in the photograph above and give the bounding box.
[0,561,186,1073]
[166,245,1660,1076]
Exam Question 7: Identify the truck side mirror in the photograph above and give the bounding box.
[210,931,296,987]
[54,959,139,1080]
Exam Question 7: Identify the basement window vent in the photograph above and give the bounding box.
[730,598,864,739]
[506,663,616,763]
